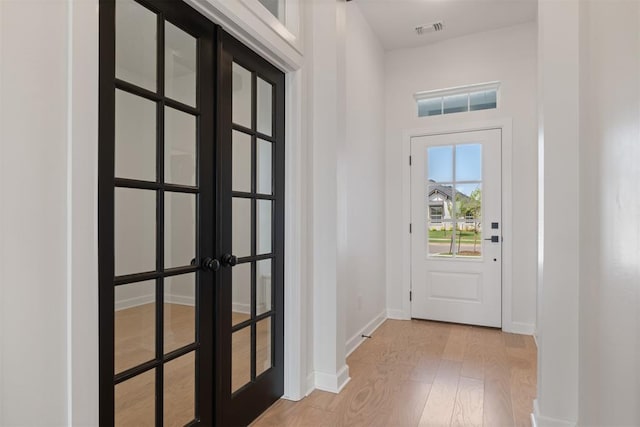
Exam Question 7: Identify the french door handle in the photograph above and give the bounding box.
[202,257,221,272]
[220,254,238,267]
[484,236,500,243]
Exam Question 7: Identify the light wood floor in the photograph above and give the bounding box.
[252,319,537,427]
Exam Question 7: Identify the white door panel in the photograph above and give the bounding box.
[410,129,502,327]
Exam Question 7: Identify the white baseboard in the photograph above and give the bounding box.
[386,308,409,320]
[532,399,576,427]
[232,302,250,314]
[504,321,536,335]
[116,293,197,311]
[345,310,387,357]
[533,332,539,348]
[314,365,350,394]
[305,372,315,397]
[115,294,154,311]
[165,294,195,306]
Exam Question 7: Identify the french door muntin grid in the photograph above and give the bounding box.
[230,60,277,393]
[99,0,215,424]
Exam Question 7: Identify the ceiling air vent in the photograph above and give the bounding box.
[415,21,444,35]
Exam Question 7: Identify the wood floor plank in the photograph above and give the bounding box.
[116,311,537,426]
[451,376,484,427]
[256,320,536,427]
[483,329,515,426]
[251,399,337,427]
[418,359,462,427]
[411,357,441,384]
[442,325,469,362]
[376,380,432,427]
[461,327,485,380]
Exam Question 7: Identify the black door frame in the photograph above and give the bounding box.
[98,0,285,425]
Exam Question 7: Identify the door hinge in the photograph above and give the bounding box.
[410,290,412,301]
[409,155,412,166]
[409,223,412,233]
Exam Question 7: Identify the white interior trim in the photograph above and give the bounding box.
[386,309,409,320]
[69,0,99,424]
[313,365,351,394]
[345,310,387,357]
[185,0,303,72]
[413,81,501,101]
[532,399,577,427]
[401,118,517,333]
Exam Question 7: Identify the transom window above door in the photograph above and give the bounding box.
[414,81,500,117]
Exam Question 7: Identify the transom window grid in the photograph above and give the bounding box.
[415,82,500,118]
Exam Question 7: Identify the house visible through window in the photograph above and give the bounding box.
[415,82,500,117]
[429,206,443,223]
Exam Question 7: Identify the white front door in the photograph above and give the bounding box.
[410,129,502,327]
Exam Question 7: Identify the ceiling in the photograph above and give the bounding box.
[355,0,537,51]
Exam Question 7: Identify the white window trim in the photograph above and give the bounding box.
[413,81,501,101]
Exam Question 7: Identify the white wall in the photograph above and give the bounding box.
[577,1,640,424]
[535,1,580,424]
[0,1,71,424]
[342,4,387,355]
[306,0,349,393]
[384,22,538,331]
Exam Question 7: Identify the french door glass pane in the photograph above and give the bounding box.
[256,78,273,136]
[427,184,453,257]
[257,139,272,195]
[232,198,252,258]
[232,131,252,193]
[115,0,156,91]
[455,144,482,181]
[164,192,196,269]
[231,327,251,393]
[164,273,196,353]
[232,63,252,128]
[455,183,482,257]
[427,145,453,183]
[256,259,272,316]
[256,317,272,377]
[232,263,252,326]
[257,200,272,255]
[115,90,156,182]
[164,21,197,107]
[163,352,196,426]
[165,107,197,186]
[114,280,156,374]
[115,188,156,276]
[115,369,155,426]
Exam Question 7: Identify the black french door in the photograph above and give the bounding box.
[98,0,284,425]
[215,30,285,427]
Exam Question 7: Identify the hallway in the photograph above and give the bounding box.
[253,320,536,426]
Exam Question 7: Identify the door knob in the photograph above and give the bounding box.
[202,257,221,272]
[220,254,238,267]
